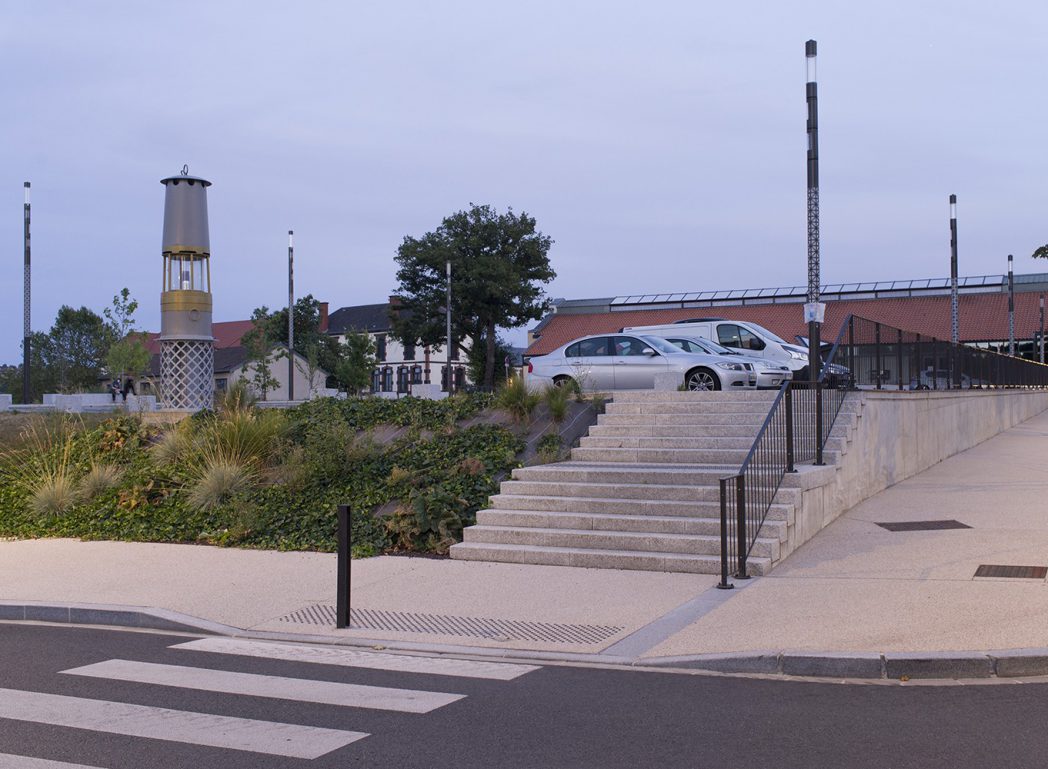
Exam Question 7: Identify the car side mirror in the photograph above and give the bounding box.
[643,348,657,356]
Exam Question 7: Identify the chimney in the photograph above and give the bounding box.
[319,301,329,333]
[388,295,402,322]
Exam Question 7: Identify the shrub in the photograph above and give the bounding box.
[186,454,255,511]
[544,384,569,424]
[536,432,562,464]
[497,376,540,423]
[30,472,79,518]
[79,464,123,500]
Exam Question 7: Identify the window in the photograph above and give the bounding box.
[569,337,610,357]
[371,369,381,393]
[375,334,387,362]
[215,378,228,392]
[611,336,654,356]
[411,365,423,384]
[382,367,393,392]
[397,366,409,393]
[441,365,449,391]
[455,367,466,389]
[403,342,416,361]
[716,324,764,351]
[449,340,459,361]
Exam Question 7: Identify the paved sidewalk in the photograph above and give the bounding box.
[4,409,1048,679]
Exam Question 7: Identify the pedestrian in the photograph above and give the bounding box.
[121,377,136,402]
[109,380,120,402]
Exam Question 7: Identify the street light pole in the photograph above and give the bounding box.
[22,181,31,405]
[446,260,453,394]
[949,194,959,387]
[1008,253,1015,356]
[288,229,294,401]
[805,40,822,383]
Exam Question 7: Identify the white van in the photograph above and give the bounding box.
[622,318,812,376]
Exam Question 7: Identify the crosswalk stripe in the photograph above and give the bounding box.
[0,755,106,769]
[171,637,540,680]
[0,688,366,759]
[62,659,465,714]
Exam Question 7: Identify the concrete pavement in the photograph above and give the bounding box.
[4,408,1048,679]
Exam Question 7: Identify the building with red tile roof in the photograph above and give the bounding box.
[526,272,1048,357]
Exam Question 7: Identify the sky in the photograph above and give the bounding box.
[2,1,1047,361]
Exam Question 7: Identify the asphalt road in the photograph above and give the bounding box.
[1,623,1047,769]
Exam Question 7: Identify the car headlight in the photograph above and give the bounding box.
[788,349,807,360]
[715,362,746,371]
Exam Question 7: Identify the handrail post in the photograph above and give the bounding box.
[815,380,824,465]
[336,504,351,629]
[875,322,882,390]
[897,329,904,390]
[785,384,796,473]
[848,315,855,385]
[735,475,749,580]
[717,479,734,590]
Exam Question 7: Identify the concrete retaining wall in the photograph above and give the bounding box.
[786,390,1048,560]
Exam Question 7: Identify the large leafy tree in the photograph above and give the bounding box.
[391,204,555,387]
[259,295,343,374]
[44,306,112,393]
[1033,245,1048,261]
[334,333,377,395]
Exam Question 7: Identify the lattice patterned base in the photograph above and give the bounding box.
[161,339,214,410]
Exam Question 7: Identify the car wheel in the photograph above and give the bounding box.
[685,368,720,391]
[553,376,576,392]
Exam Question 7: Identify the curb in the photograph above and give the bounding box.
[4,601,1048,681]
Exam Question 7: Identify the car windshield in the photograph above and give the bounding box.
[680,336,739,355]
[745,322,790,346]
[641,336,685,354]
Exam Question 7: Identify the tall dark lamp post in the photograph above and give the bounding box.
[1008,254,1015,356]
[1040,294,1045,364]
[805,40,822,382]
[949,194,959,386]
[288,230,294,401]
[22,181,31,404]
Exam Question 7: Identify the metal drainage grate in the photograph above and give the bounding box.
[876,520,971,532]
[974,564,1048,580]
[275,605,624,645]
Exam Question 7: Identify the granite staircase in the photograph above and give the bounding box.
[451,390,853,575]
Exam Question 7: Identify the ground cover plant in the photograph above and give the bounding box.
[0,391,520,558]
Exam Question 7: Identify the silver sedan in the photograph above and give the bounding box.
[526,334,758,391]
[659,335,793,390]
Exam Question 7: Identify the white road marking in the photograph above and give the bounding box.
[171,637,540,680]
[0,688,366,759]
[0,755,106,769]
[62,659,465,714]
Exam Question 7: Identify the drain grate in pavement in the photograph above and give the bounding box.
[974,564,1048,580]
[274,604,624,645]
[876,520,971,532]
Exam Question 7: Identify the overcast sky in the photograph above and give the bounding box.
[2,1,1046,361]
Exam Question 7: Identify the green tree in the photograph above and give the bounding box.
[240,306,281,399]
[103,288,150,388]
[0,334,55,403]
[467,334,514,389]
[334,333,377,395]
[44,306,112,393]
[1033,245,1048,261]
[254,295,343,375]
[391,204,555,388]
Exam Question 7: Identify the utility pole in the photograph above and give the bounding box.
[288,230,294,401]
[22,181,31,404]
[1008,254,1015,356]
[949,195,959,387]
[804,40,823,383]
[446,261,453,394]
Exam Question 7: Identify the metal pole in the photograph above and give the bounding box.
[288,230,294,401]
[735,475,749,580]
[717,479,733,590]
[446,260,453,394]
[22,181,31,404]
[1040,294,1045,364]
[805,40,822,383]
[950,194,959,387]
[785,385,796,472]
[1008,254,1015,356]
[336,504,351,628]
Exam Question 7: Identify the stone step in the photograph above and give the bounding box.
[476,508,789,542]
[449,541,772,576]
[512,463,737,485]
[489,493,797,522]
[581,436,757,449]
[463,525,781,561]
[570,446,751,464]
[598,413,769,426]
[498,480,802,507]
[588,424,764,438]
[610,391,779,403]
[605,402,778,415]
